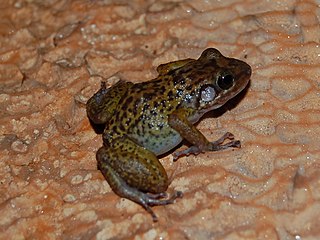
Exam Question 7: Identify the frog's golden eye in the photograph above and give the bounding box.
[200,85,216,102]
[217,71,234,90]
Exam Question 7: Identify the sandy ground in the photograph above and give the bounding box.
[1,0,320,239]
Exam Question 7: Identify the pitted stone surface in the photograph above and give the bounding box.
[0,1,319,239]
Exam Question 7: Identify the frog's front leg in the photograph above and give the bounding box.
[168,109,241,160]
[96,136,182,222]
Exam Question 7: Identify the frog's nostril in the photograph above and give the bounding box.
[217,73,234,90]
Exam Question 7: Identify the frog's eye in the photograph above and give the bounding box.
[200,48,222,60]
[200,85,216,102]
[217,72,234,90]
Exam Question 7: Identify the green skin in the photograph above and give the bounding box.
[86,48,252,221]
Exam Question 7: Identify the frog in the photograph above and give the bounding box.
[86,48,251,222]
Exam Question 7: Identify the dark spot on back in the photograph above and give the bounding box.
[121,111,127,119]
[119,124,125,132]
[143,92,153,101]
[173,75,186,85]
[143,104,150,111]
[123,96,133,107]
[161,100,166,108]
[159,86,166,94]
[150,110,157,116]
[167,90,174,100]
[133,99,140,115]
[125,118,131,125]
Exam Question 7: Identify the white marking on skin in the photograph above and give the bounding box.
[201,86,216,102]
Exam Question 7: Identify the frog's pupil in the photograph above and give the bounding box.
[217,73,234,90]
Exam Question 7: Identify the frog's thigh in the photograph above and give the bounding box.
[86,80,133,124]
[97,137,169,194]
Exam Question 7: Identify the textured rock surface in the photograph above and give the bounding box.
[1,0,319,239]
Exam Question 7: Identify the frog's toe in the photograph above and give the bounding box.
[171,190,183,200]
[146,192,168,199]
[208,132,241,151]
[209,139,241,151]
[141,191,183,222]
[230,140,241,148]
[145,190,183,206]
[173,146,201,161]
[212,132,235,144]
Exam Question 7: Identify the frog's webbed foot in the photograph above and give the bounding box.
[173,132,240,161]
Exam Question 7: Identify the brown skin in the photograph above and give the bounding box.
[87,48,252,221]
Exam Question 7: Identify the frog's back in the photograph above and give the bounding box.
[104,77,184,155]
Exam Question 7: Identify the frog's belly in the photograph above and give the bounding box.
[128,129,182,156]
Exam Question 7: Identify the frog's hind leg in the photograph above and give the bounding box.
[96,136,182,222]
[86,80,133,125]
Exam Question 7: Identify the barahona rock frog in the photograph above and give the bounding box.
[86,48,251,221]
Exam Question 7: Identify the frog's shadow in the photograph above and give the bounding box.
[88,119,105,134]
[163,81,251,157]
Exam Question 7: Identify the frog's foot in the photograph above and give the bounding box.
[120,185,183,222]
[99,159,183,221]
[141,191,183,222]
[173,132,240,161]
[208,132,241,151]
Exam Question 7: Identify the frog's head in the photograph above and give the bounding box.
[180,48,251,113]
